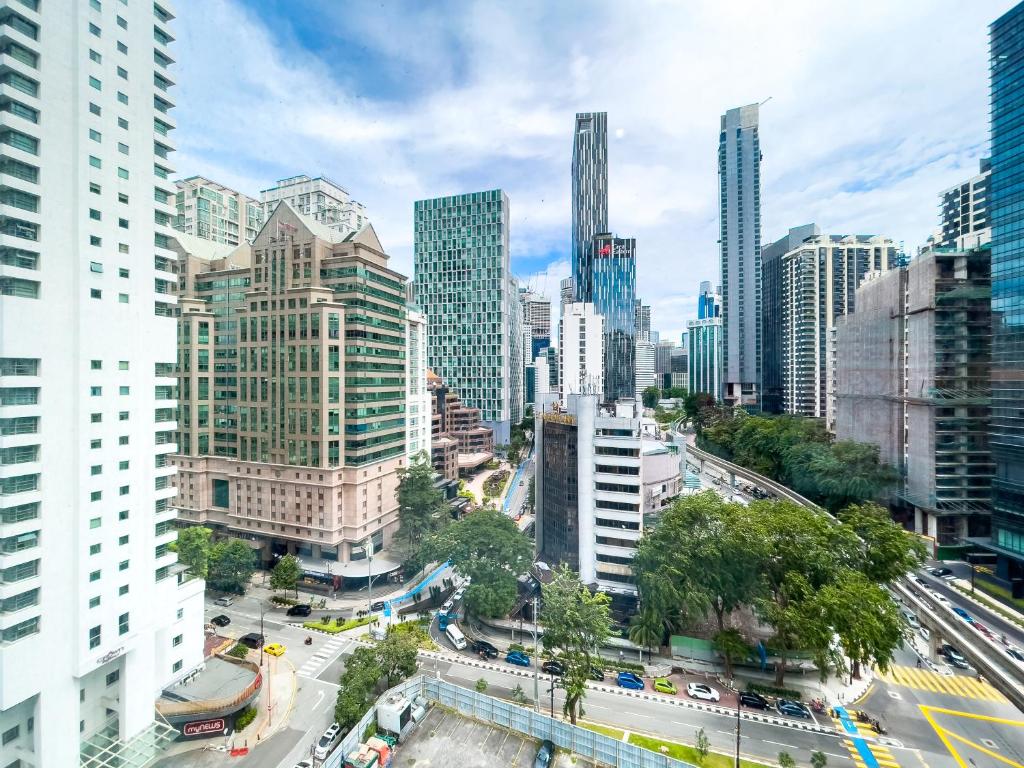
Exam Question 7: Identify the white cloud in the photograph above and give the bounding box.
[173,0,1009,343]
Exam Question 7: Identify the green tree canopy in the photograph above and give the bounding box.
[838,502,926,583]
[334,646,382,731]
[377,630,420,686]
[396,451,448,553]
[171,525,212,579]
[642,386,661,409]
[207,538,256,594]
[424,507,533,617]
[269,554,302,595]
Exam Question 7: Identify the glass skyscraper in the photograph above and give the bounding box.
[590,234,636,401]
[571,112,608,302]
[989,3,1024,580]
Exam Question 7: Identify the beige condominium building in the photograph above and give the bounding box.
[170,201,410,581]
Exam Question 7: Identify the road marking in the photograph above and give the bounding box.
[311,690,325,712]
[920,704,1024,768]
[878,665,1005,701]
[944,732,1021,768]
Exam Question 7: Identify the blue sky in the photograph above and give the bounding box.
[174,0,1009,342]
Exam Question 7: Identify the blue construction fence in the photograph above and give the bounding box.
[382,561,452,618]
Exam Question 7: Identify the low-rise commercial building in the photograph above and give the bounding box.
[427,371,494,480]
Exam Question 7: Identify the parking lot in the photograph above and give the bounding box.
[400,706,590,767]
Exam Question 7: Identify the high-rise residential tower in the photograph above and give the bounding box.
[261,175,368,239]
[558,302,604,399]
[571,112,608,302]
[414,190,520,443]
[174,175,263,246]
[718,104,762,409]
[634,301,651,343]
[0,2,205,762]
[560,276,575,315]
[940,158,990,249]
[590,234,637,402]
[988,4,1024,581]
[520,289,552,359]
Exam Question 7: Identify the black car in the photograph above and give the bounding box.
[286,604,312,617]
[210,614,231,627]
[534,739,555,768]
[371,600,386,611]
[541,660,564,676]
[239,632,265,649]
[930,567,953,578]
[471,640,499,658]
[590,666,605,681]
[739,691,768,710]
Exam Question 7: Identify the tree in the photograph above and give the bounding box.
[475,678,488,693]
[839,503,926,583]
[642,386,661,409]
[377,630,420,686]
[540,566,612,724]
[713,629,750,680]
[207,538,256,594]
[683,392,716,432]
[424,507,533,617]
[396,452,448,553]
[811,751,828,768]
[334,646,382,731]
[269,554,301,596]
[628,607,662,661]
[663,386,687,399]
[171,525,212,579]
[694,728,709,764]
[511,683,528,706]
[778,752,795,768]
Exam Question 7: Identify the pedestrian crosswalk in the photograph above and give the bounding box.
[841,738,900,768]
[297,638,346,678]
[877,665,1006,701]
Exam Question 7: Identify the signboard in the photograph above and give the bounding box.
[183,717,226,737]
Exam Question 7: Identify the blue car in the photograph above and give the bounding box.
[952,607,973,622]
[617,671,644,690]
[506,650,531,667]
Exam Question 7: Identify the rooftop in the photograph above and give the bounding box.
[159,656,254,705]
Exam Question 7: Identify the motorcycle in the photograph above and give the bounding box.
[810,698,826,714]
[304,636,313,646]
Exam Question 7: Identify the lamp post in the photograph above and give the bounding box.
[532,594,540,712]
[366,534,374,617]
[734,680,741,768]
[259,600,265,667]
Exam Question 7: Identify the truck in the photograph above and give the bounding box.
[437,609,457,632]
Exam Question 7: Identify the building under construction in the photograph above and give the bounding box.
[834,245,993,550]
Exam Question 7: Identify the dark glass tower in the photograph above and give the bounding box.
[591,233,636,401]
[572,112,608,302]
[989,3,1024,581]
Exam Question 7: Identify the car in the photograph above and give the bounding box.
[441,599,455,613]
[542,660,564,676]
[919,626,930,642]
[930,567,953,578]
[506,650,531,667]
[286,604,312,617]
[617,672,644,690]
[371,600,386,611]
[213,596,234,607]
[930,592,949,604]
[685,683,720,702]
[972,621,993,636]
[589,666,606,681]
[534,739,555,768]
[1006,647,1024,662]
[453,589,466,602]
[914,576,928,586]
[293,761,313,768]
[739,691,769,710]
[210,614,231,627]
[264,643,286,656]
[239,633,264,649]
[952,607,973,622]
[471,640,499,658]
[776,699,810,719]
[948,655,970,670]
[653,678,677,695]
[314,723,341,761]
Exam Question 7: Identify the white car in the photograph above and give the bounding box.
[919,626,930,642]
[930,591,949,604]
[453,588,465,602]
[314,723,341,760]
[686,683,720,702]
[441,599,454,613]
[213,596,234,607]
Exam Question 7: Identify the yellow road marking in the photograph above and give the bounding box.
[945,730,1024,768]
[920,705,967,768]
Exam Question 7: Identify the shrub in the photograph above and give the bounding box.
[476,678,488,692]
[234,706,257,731]
[747,683,801,700]
[226,644,250,659]
[508,643,526,653]
[270,595,299,606]
[304,616,375,634]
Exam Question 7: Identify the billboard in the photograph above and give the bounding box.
[182,717,226,737]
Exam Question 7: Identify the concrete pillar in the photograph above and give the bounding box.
[928,632,938,661]
[914,507,924,535]
[312,543,322,559]
[35,685,79,767]
[120,643,155,741]
[927,513,938,540]
[286,540,296,555]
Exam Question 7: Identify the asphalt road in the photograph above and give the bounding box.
[915,566,1024,651]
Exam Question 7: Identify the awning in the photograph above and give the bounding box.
[294,552,403,579]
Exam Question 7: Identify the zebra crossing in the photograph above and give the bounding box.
[297,637,348,678]
[877,665,1006,701]
[841,738,900,768]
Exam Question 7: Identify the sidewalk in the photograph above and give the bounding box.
[234,651,297,750]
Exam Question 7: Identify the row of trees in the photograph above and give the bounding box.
[632,491,924,684]
[641,385,689,409]
[698,410,899,512]
[173,526,257,593]
[334,630,420,731]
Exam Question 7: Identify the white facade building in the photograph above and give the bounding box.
[260,175,368,238]
[634,339,657,401]
[558,302,604,400]
[174,175,262,245]
[0,2,204,765]
[406,309,431,460]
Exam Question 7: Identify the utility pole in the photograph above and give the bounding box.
[734,682,740,768]
[366,534,374,617]
[532,594,539,712]
[259,601,265,667]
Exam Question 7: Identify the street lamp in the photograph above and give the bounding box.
[366,534,375,617]
[734,680,741,768]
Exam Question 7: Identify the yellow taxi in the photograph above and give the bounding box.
[264,643,286,657]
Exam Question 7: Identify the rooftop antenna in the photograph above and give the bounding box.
[760,96,773,106]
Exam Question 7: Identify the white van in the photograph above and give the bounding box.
[902,609,920,629]
[446,623,467,650]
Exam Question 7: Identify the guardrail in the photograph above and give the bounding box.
[892,581,1024,710]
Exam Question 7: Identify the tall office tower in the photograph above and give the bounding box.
[520,289,552,359]
[761,224,821,413]
[989,4,1024,582]
[634,339,657,400]
[406,308,431,460]
[634,301,651,343]
[655,340,675,388]
[0,2,206,762]
[546,346,559,390]
[779,233,896,421]
[590,234,637,401]
[835,245,993,545]
[260,175,368,239]
[508,276,525,426]
[414,190,517,444]
[718,104,763,409]
[558,302,604,399]
[669,346,688,390]
[560,276,575,315]
[687,284,722,398]
[940,158,991,249]
[173,203,409,569]
[571,112,608,301]
[174,175,263,246]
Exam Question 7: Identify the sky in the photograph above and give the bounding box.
[173,0,1012,343]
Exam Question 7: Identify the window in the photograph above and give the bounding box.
[90,237,101,247]
[118,218,128,229]
[89,543,100,555]
[117,41,127,54]
[89,288,101,299]
[90,464,101,475]
[88,76,101,91]
[118,584,129,595]
[118,534,128,545]
[117,66,127,80]
[117,91,128,105]
[117,117,128,130]
[117,142,128,155]
[118,460,128,471]
[3,71,38,97]
[118,242,129,253]
[118,612,129,635]
[118,559,128,571]
[89,517,101,528]
[118,268,129,278]
[176,608,183,620]
[118,510,129,521]
[90,0,101,9]
[89,209,101,221]
[89,595,100,608]
[90,102,101,116]
[118,293,128,304]
[118,435,128,445]
[89,129,101,142]
[89,155,101,169]
[2,129,38,154]
[89,491,101,502]
[118,193,128,204]
[172,660,182,673]
[89,22,101,37]
[118,411,128,421]
[118,485,128,496]
[116,15,127,29]
[89,625,101,649]
[118,167,129,180]
[90,49,102,63]
[89,570,100,582]
[90,439,101,449]
[90,182,101,194]
[118,360,129,370]
[2,726,18,746]
[91,360,102,369]
[89,385,101,395]
[172,634,182,646]
[106,670,119,686]
[3,98,39,124]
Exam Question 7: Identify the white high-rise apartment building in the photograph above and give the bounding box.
[260,175,368,238]
[558,303,604,400]
[174,175,263,245]
[634,339,657,400]
[0,2,203,764]
[406,308,431,460]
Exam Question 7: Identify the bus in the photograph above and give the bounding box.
[446,623,467,650]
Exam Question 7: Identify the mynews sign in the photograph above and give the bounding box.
[183,717,226,737]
